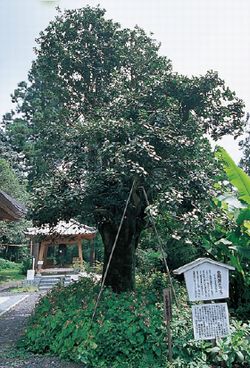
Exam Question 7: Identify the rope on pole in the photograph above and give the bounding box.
[141,186,178,307]
[91,179,136,321]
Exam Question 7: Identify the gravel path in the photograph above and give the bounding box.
[0,291,83,368]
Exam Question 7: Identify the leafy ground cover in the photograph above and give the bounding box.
[20,274,250,368]
[0,258,24,284]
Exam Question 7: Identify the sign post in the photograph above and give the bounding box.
[173,258,234,341]
[191,303,230,340]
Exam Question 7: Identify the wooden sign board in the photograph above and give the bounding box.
[192,303,230,340]
[163,288,172,323]
[173,258,234,301]
[185,263,229,301]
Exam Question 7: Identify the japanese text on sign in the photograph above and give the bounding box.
[184,263,229,301]
[192,303,230,340]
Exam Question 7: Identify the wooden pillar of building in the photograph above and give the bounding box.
[32,242,39,269]
[37,241,46,272]
[77,238,83,267]
[43,243,49,268]
[29,239,33,256]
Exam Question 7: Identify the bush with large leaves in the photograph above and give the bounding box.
[213,147,250,317]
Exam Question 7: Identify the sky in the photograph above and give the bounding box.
[1,0,250,162]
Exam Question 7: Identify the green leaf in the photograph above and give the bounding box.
[207,346,220,353]
[236,246,250,259]
[236,208,250,226]
[230,254,244,274]
[216,147,250,204]
[236,351,244,362]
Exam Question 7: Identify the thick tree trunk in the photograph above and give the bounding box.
[99,220,137,292]
[98,187,146,292]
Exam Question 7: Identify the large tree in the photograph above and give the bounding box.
[4,6,245,291]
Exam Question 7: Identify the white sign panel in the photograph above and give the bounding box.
[184,263,229,301]
[192,303,230,340]
[27,269,35,280]
[37,260,43,265]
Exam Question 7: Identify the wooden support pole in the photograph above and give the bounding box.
[163,288,173,363]
[30,239,33,256]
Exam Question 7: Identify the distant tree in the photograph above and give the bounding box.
[0,158,27,202]
[4,7,245,291]
[0,158,29,251]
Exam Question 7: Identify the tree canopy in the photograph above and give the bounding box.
[3,6,245,291]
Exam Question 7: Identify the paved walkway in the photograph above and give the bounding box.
[0,294,29,317]
[0,291,83,368]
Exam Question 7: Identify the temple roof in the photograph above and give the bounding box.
[0,190,27,221]
[25,219,97,240]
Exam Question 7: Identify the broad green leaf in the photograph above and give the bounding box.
[215,238,232,246]
[230,254,244,274]
[236,208,250,226]
[236,351,244,362]
[236,246,250,259]
[216,147,250,204]
[207,346,220,353]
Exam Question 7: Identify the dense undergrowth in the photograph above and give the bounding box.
[20,274,250,368]
[0,257,20,269]
[0,257,24,284]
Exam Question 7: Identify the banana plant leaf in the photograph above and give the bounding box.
[230,244,250,259]
[237,246,250,259]
[216,147,250,205]
[236,208,250,226]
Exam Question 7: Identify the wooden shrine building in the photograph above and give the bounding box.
[25,219,97,273]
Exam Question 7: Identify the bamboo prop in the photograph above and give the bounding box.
[91,179,136,321]
[163,288,173,362]
[141,186,178,306]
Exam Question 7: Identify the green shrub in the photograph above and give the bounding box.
[136,248,164,274]
[0,257,20,269]
[0,258,23,283]
[20,275,250,368]
[21,257,32,275]
[169,315,250,368]
[21,276,169,367]
[206,320,250,367]
[233,273,250,321]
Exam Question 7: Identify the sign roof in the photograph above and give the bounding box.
[173,257,235,275]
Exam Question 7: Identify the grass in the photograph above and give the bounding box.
[10,285,38,293]
[0,266,24,284]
